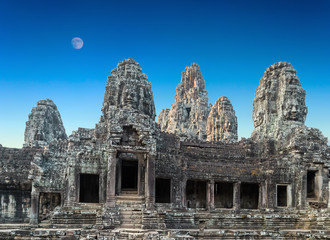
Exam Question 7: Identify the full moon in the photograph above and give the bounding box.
[71,37,83,49]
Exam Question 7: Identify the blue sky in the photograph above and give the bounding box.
[0,0,329,148]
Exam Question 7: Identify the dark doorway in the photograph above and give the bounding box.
[277,185,287,207]
[186,180,207,208]
[186,107,191,118]
[307,171,316,198]
[240,183,259,209]
[79,174,99,203]
[121,160,138,191]
[156,178,171,203]
[214,182,233,208]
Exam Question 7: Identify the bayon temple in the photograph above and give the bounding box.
[0,58,329,239]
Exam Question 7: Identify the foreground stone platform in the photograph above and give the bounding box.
[1,208,330,239]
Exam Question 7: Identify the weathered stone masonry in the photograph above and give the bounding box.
[0,58,329,239]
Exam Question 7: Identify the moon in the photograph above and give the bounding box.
[71,37,83,49]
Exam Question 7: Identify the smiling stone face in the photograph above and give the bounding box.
[282,91,307,122]
[101,58,156,119]
[121,84,138,109]
[252,62,307,143]
[206,96,237,143]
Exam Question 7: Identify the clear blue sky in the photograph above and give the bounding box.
[0,0,329,148]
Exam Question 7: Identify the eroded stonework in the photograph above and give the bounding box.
[24,99,67,147]
[251,62,308,145]
[0,59,329,239]
[206,96,238,142]
[158,63,210,140]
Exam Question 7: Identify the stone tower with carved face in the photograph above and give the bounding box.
[96,58,156,145]
[251,62,308,144]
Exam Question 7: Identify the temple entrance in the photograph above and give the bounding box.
[79,174,99,203]
[121,160,138,192]
[156,178,171,203]
[214,182,233,208]
[240,183,259,209]
[186,180,207,208]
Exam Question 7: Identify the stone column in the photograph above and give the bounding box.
[30,186,39,225]
[137,157,145,195]
[106,150,117,208]
[64,157,76,207]
[115,159,121,195]
[298,170,306,209]
[315,170,323,201]
[100,168,106,203]
[181,177,187,208]
[233,182,240,212]
[145,153,155,209]
[260,181,266,209]
[208,180,215,210]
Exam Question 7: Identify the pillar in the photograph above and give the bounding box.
[145,153,155,209]
[30,186,39,225]
[115,159,121,195]
[106,150,117,208]
[182,178,187,208]
[208,180,215,210]
[233,182,240,212]
[64,157,76,207]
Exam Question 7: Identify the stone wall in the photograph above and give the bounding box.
[0,189,31,223]
[0,146,37,223]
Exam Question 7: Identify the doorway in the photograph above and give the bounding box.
[79,174,99,203]
[121,160,138,192]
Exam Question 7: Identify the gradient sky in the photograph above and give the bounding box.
[0,0,329,148]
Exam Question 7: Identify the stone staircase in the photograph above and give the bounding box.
[47,203,102,228]
[116,194,144,229]
[120,208,143,229]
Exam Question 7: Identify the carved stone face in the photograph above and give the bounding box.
[279,68,307,122]
[284,100,299,121]
[281,68,299,86]
[254,111,264,127]
[282,92,307,122]
[122,84,138,109]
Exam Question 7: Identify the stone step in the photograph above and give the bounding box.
[121,213,142,218]
[116,194,145,202]
[121,214,142,218]
[121,190,138,195]
[0,224,28,230]
[120,223,143,229]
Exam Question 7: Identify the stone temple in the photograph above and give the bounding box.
[0,58,329,239]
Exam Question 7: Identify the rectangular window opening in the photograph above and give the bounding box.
[214,182,233,208]
[155,178,171,203]
[240,183,259,209]
[277,185,288,207]
[79,174,99,203]
[307,171,317,199]
[186,180,207,208]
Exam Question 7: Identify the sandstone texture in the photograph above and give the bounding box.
[251,62,307,144]
[24,99,67,147]
[101,58,155,119]
[0,59,329,239]
[157,63,210,140]
[206,96,238,142]
[96,58,157,146]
